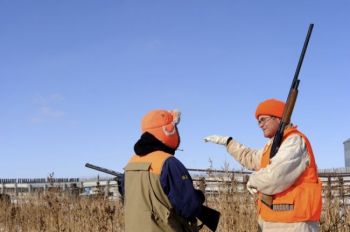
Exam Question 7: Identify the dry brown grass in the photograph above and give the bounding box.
[1,185,350,231]
[203,191,257,231]
[320,196,350,232]
[0,192,124,232]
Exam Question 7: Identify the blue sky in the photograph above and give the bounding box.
[1,1,349,178]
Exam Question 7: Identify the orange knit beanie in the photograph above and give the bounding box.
[255,98,285,119]
[141,109,180,149]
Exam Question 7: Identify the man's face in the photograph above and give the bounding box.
[257,115,281,138]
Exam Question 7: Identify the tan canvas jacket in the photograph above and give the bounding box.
[124,151,198,232]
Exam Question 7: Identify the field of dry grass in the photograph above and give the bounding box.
[0,192,124,232]
[0,185,349,231]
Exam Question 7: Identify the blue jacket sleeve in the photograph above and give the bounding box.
[160,156,204,219]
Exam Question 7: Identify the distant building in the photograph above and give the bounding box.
[344,138,350,167]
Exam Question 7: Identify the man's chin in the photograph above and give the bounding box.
[263,131,272,138]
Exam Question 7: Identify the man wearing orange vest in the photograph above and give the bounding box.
[124,109,205,232]
[204,98,322,232]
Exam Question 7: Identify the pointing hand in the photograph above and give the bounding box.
[203,135,230,145]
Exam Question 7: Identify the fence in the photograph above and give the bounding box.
[2,169,350,200]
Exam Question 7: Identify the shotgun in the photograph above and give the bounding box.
[260,24,314,208]
[85,163,124,197]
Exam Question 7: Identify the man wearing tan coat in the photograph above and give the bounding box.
[124,109,205,232]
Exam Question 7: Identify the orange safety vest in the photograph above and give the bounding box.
[258,127,322,222]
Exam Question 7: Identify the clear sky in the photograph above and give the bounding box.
[1,1,349,178]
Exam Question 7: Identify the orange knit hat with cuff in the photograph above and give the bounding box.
[255,98,285,119]
[141,109,180,149]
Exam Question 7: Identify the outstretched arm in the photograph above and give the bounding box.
[226,138,263,171]
[204,135,263,171]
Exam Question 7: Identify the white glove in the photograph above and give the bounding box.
[247,180,258,195]
[203,135,230,145]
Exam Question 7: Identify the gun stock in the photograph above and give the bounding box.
[197,205,221,232]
